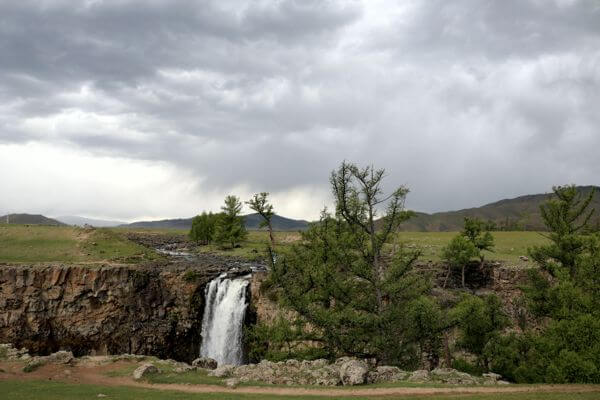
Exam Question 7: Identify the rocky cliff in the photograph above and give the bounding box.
[0,264,218,363]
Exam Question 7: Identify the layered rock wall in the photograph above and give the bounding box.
[0,264,210,363]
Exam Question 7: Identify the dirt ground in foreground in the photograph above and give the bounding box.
[1,359,600,397]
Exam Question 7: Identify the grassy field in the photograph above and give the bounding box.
[191,230,548,266]
[0,224,160,264]
[1,380,600,400]
[396,231,548,265]
[0,223,548,265]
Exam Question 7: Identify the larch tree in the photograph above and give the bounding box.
[246,192,275,247]
[264,161,428,365]
[214,195,248,249]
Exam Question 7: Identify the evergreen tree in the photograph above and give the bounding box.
[485,186,600,383]
[462,217,495,262]
[529,185,595,279]
[441,235,478,288]
[189,211,218,245]
[264,162,427,365]
[441,217,495,288]
[246,192,275,247]
[452,294,509,370]
[214,195,247,248]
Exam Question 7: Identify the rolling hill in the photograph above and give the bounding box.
[0,213,65,226]
[4,186,598,232]
[400,185,600,232]
[54,216,128,227]
[122,213,310,231]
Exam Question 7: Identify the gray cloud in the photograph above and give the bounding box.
[0,0,599,219]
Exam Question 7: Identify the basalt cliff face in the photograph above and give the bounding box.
[0,264,216,363]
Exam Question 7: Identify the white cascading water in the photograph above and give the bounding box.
[199,274,250,365]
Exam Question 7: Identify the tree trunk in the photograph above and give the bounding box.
[268,222,275,247]
[461,265,465,288]
[443,265,451,288]
[443,332,452,368]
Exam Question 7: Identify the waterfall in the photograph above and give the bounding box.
[200,274,250,366]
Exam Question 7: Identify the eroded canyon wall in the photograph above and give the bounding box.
[0,264,210,363]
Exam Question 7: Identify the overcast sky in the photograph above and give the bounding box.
[1,0,599,221]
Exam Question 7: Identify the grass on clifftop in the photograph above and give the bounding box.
[0,224,160,264]
[190,230,548,266]
[0,223,548,266]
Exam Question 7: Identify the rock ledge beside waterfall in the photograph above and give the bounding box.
[1,345,508,387]
[211,357,509,386]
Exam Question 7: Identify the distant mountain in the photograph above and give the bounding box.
[0,213,65,226]
[399,185,600,232]
[121,213,310,231]
[244,214,309,231]
[55,216,127,227]
[123,218,193,229]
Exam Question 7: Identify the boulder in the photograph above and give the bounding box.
[174,365,196,373]
[133,363,159,380]
[209,364,235,378]
[339,359,368,386]
[482,372,502,381]
[408,369,430,382]
[430,368,477,385]
[45,351,74,365]
[368,366,408,383]
[192,357,218,370]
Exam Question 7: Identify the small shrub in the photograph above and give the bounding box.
[452,358,484,376]
[23,360,44,373]
[182,269,204,282]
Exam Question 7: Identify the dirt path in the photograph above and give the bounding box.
[2,361,600,397]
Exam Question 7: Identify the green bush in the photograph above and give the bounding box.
[452,294,509,370]
[244,317,329,363]
[452,358,484,376]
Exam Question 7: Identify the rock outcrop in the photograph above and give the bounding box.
[222,358,508,386]
[0,264,220,362]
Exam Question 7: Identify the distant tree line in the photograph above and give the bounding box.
[189,193,276,253]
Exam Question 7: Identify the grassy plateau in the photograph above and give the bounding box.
[0,224,160,264]
[0,223,549,266]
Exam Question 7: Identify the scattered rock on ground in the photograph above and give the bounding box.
[45,351,74,365]
[133,363,159,380]
[192,357,218,370]
[225,377,240,388]
[209,365,235,378]
[0,344,29,360]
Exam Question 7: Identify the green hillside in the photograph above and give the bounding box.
[401,186,600,231]
[0,213,65,226]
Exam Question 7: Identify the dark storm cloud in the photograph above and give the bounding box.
[0,0,599,218]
